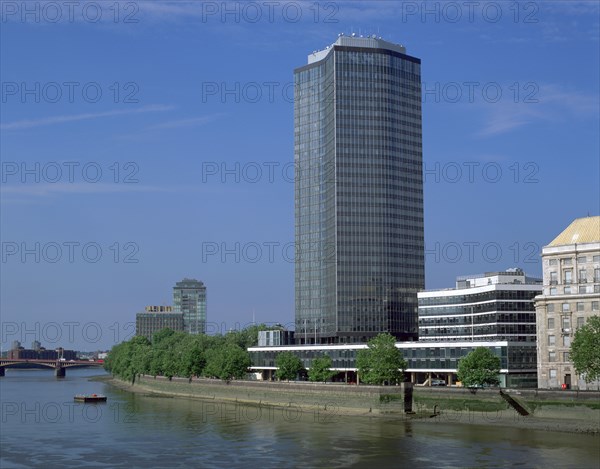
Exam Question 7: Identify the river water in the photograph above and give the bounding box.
[1,368,598,468]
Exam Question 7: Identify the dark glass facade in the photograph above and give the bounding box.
[294,37,424,344]
[173,278,207,334]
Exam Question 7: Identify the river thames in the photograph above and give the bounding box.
[1,368,598,468]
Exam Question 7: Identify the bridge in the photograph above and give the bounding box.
[0,359,104,378]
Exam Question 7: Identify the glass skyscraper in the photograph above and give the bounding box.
[294,35,424,344]
[173,278,206,334]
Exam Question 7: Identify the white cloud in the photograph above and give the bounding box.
[1,105,174,131]
[0,183,171,197]
[147,114,226,130]
[477,84,598,137]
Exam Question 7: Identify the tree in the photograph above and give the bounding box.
[571,315,600,383]
[179,335,209,378]
[308,355,335,383]
[105,328,250,382]
[226,324,264,349]
[356,333,407,385]
[129,335,152,382]
[152,328,178,346]
[457,347,501,388]
[151,330,188,379]
[276,351,304,381]
[204,343,251,381]
[104,335,151,383]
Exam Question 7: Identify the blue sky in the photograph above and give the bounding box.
[1,1,599,350]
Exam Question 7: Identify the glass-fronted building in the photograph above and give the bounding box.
[418,269,542,342]
[173,278,207,334]
[294,35,424,344]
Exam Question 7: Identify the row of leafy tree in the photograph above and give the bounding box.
[104,325,271,382]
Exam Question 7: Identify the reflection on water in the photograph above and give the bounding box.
[1,368,598,468]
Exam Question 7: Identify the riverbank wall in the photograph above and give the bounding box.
[113,375,411,417]
[414,386,600,412]
[104,375,600,433]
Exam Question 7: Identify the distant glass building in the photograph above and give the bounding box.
[173,278,207,334]
[294,35,424,344]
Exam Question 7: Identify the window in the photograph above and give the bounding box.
[563,335,571,347]
[577,256,587,263]
[577,302,584,312]
[564,286,572,294]
[595,269,600,282]
[579,269,587,283]
[593,255,600,262]
[548,335,555,346]
[550,287,557,295]
[549,259,557,266]
[549,351,556,362]
[577,317,585,328]
[562,316,571,329]
[595,285,600,293]
[593,301,599,311]
[550,271,558,285]
[563,352,570,362]
[547,318,555,329]
[563,258,572,266]
[549,369,557,379]
[564,270,572,284]
[562,303,570,312]
[579,286,588,294]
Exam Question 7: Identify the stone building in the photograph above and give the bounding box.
[535,216,600,390]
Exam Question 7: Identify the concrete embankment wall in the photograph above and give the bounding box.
[413,387,600,421]
[107,376,600,432]
[125,375,409,416]
[113,375,600,425]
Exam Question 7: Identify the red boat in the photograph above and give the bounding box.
[74,393,107,403]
